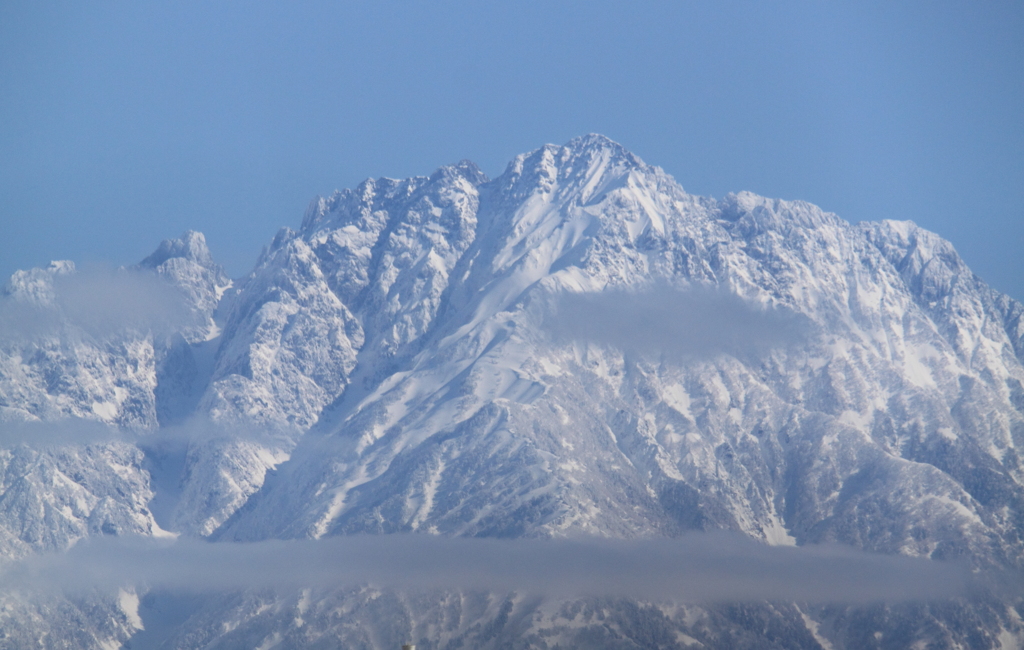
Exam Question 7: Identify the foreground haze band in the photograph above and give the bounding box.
[1,135,1023,648]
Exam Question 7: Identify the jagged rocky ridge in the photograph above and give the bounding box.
[1,135,1023,648]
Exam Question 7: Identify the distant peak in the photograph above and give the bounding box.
[565,133,639,161]
[496,134,654,203]
[719,192,766,221]
[564,133,622,151]
[2,260,76,301]
[430,159,490,186]
[512,134,636,168]
[139,231,214,269]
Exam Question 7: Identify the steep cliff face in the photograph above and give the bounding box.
[2,136,1024,648]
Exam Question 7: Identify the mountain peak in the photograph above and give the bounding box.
[494,134,656,208]
[139,231,215,269]
[564,132,626,153]
[430,159,489,186]
[2,259,75,303]
[562,133,646,168]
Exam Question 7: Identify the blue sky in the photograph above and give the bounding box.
[2,1,1022,300]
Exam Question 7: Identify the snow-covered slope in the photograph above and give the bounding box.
[218,137,1024,568]
[2,135,1024,648]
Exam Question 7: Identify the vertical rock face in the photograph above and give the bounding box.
[2,135,1024,648]
[141,230,233,427]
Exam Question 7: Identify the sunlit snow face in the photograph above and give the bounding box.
[543,284,809,361]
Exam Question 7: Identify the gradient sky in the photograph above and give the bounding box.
[2,1,1022,300]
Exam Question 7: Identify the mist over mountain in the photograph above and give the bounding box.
[1,135,1023,649]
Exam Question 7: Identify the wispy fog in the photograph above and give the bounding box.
[544,285,809,360]
[52,268,196,337]
[0,417,292,450]
[0,266,195,341]
[0,419,122,447]
[2,533,984,604]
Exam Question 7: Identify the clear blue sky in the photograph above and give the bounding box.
[2,1,1022,300]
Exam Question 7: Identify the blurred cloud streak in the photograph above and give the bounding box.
[0,418,122,448]
[1,532,984,604]
[0,416,292,451]
[0,265,196,342]
[545,285,809,360]
[51,268,196,338]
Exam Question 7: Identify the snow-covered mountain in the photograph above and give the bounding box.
[2,135,1024,649]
